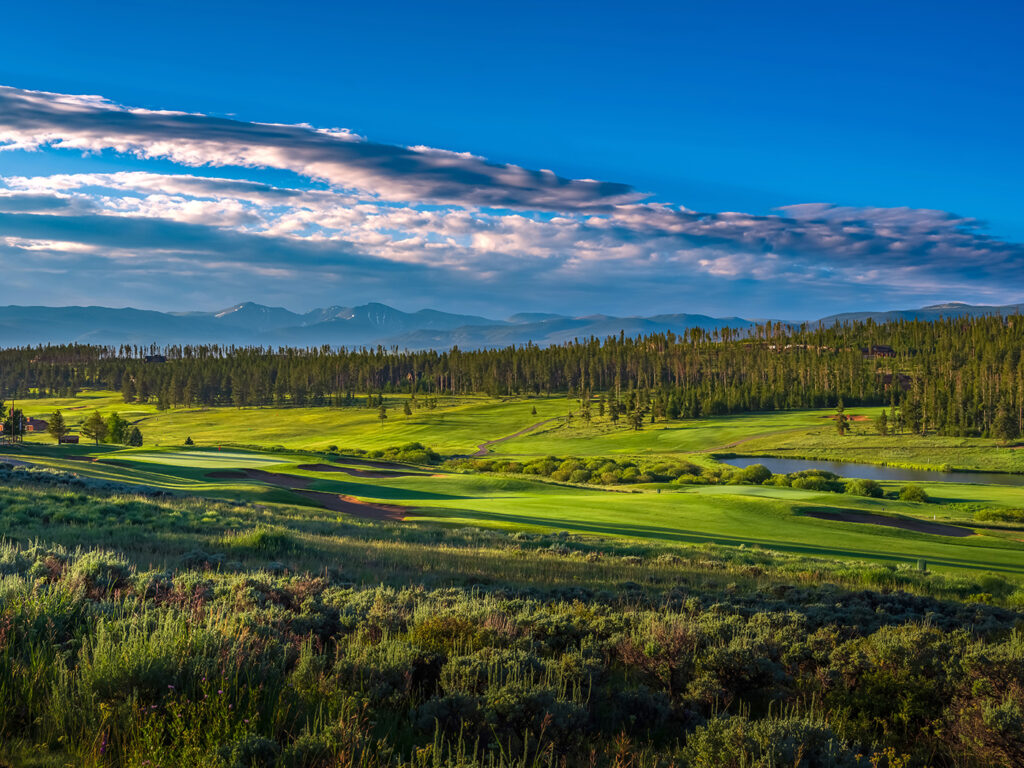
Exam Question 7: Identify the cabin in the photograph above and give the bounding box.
[0,416,49,434]
[861,345,896,358]
[144,354,167,364]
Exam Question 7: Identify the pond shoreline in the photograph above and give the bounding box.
[720,455,1024,487]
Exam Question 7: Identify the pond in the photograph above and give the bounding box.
[721,456,1024,487]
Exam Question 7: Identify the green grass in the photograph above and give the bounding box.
[15,391,573,454]
[15,392,1024,475]
[7,442,1024,578]
[7,397,1024,766]
[7,391,1024,580]
[489,409,829,456]
[738,416,1024,473]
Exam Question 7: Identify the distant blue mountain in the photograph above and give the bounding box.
[816,301,1024,326]
[0,300,1018,349]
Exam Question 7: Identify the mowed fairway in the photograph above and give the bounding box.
[6,391,1024,580]
[5,441,1024,577]
[491,409,831,456]
[13,392,573,454]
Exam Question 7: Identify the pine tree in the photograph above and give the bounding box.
[48,410,68,444]
[126,426,143,446]
[121,376,136,403]
[876,410,888,436]
[3,408,25,442]
[993,402,1018,445]
[81,410,108,445]
[835,400,850,436]
[378,404,387,430]
[106,412,128,444]
[628,404,647,431]
[403,401,412,418]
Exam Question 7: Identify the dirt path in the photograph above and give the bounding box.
[468,419,558,458]
[801,508,974,537]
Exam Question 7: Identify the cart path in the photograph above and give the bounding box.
[468,418,559,458]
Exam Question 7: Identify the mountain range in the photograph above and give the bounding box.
[0,301,1020,350]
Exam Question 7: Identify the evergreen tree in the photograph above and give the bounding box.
[105,412,129,444]
[80,410,107,445]
[628,404,647,431]
[126,426,143,446]
[993,402,1018,445]
[3,407,25,442]
[835,400,850,436]
[121,376,136,403]
[876,410,889,436]
[47,410,68,444]
[403,401,412,418]
[378,403,387,429]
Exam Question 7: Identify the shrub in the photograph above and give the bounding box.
[789,470,843,493]
[67,550,132,595]
[569,469,591,484]
[845,478,884,498]
[620,467,640,483]
[729,463,772,485]
[975,508,1024,523]
[682,715,869,768]
[899,484,931,503]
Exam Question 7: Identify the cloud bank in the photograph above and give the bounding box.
[0,85,1021,316]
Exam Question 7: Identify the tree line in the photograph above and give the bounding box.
[0,314,1021,439]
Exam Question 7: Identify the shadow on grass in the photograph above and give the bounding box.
[304,478,475,501]
[410,507,1024,575]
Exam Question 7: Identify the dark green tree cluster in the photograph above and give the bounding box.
[0,314,1022,438]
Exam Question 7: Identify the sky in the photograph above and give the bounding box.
[0,0,1022,321]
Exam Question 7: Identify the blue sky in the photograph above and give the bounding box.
[0,0,1021,320]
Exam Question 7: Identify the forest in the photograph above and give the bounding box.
[1,315,1022,440]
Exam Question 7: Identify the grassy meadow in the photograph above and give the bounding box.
[4,390,1024,766]
[4,391,1024,580]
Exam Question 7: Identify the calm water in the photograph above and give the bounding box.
[723,456,1024,487]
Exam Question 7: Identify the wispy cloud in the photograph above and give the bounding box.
[0,84,1022,316]
[0,85,639,210]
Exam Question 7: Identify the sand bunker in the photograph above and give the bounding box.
[801,508,974,537]
[333,456,419,471]
[206,468,311,488]
[292,490,408,521]
[207,468,408,520]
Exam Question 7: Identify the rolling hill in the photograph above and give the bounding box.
[0,300,1019,349]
